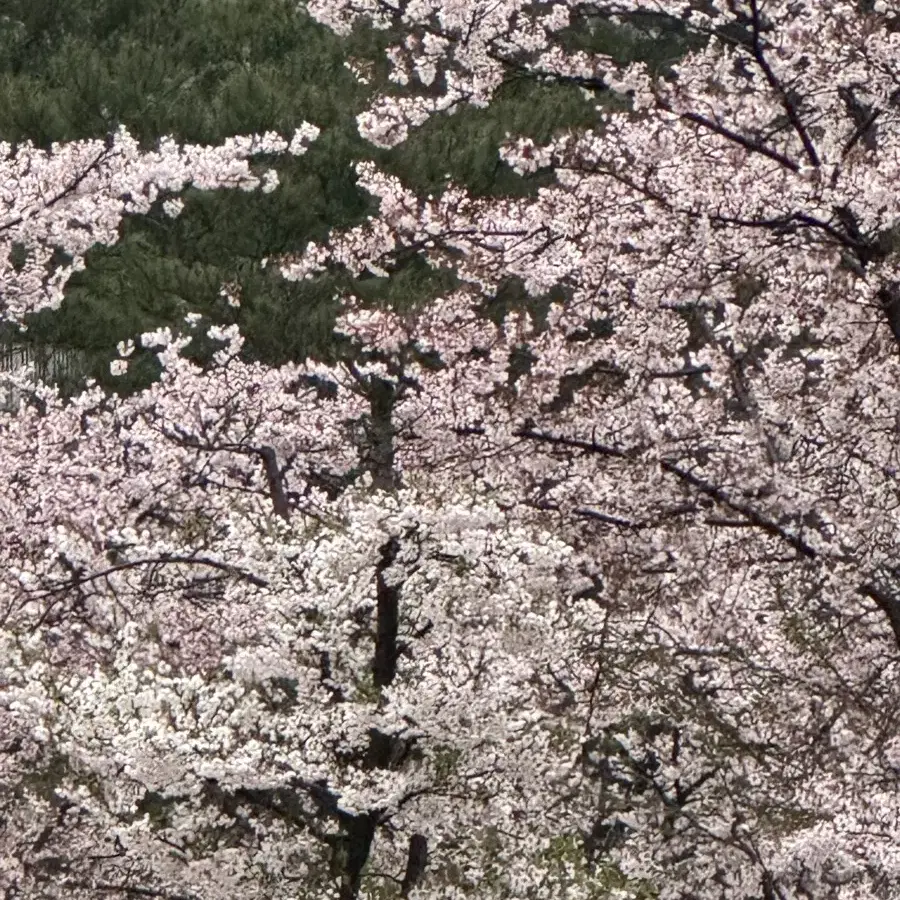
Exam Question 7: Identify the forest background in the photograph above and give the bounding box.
[0,0,681,395]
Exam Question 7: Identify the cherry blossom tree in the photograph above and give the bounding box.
[5,1,900,899]
[0,124,318,322]
[0,325,609,899]
[293,1,900,896]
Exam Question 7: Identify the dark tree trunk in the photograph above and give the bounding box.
[366,377,397,492]
[878,281,900,346]
[373,535,401,688]
[335,814,377,900]
[400,833,428,897]
[257,445,290,519]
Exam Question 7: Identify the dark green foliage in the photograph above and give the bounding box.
[381,76,596,198]
[0,0,375,390]
[0,0,362,147]
[0,0,688,396]
[561,8,703,76]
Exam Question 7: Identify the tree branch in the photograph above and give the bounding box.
[748,0,819,168]
[859,583,900,652]
[661,460,817,558]
[33,554,269,602]
[681,112,800,172]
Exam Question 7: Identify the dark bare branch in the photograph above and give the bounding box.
[747,0,820,167]
[661,460,818,559]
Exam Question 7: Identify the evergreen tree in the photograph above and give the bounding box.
[0,0,656,394]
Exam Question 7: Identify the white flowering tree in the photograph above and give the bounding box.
[4,1,900,898]
[0,125,319,322]
[0,322,607,899]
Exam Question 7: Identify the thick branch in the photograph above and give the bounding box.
[647,365,712,379]
[257,445,291,519]
[748,0,819,167]
[859,583,900,652]
[843,109,881,157]
[336,814,377,900]
[661,460,817,558]
[681,111,800,172]
[400,834,429,898]
[513,424,631,458]
[373,536,402,688]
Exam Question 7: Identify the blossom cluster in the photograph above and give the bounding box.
[3,2,900,898]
